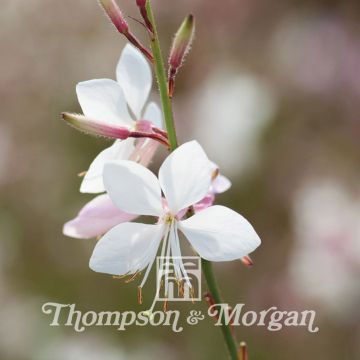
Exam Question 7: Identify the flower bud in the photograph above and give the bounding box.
[238,342,248,360]
[99,0,153,62]
[61,113,130,139]
[99,0,128,34]
[168,15,195,97]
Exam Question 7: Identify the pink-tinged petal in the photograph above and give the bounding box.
[130,139,159,168]
[76,79,133,126]
[62,113,130,139]
[159,141,212,214]
[116,45,152,118]
[212,174,231,194]
[135,120,153,133]
[143,102,163,129]
[63,194,137,239]
[179,205,261,261]
[193,193,215,212]
[103,160,163,217]
[80,139,135,194]
[89,222,164,276]
[209,161,231,194]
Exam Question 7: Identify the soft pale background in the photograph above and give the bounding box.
[1,0,360,359]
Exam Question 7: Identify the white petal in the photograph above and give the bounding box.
[159,141,212,214]
[89,223,163,275]
[103,160,163,216]
[80,139,135,194]
[212,174,232,194]
[116,44,152,118]
[63,194,137,239]
[179,205,261,261]
[143,102,163,129]
[76,79,133,126]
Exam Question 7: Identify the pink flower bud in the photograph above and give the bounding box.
[168,15,195,97]
[136,0,147,6]
[61,113,130,139]
[99,0,128,34]
[169,15,194,69]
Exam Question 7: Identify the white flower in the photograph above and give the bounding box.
[76,44,162,194]
[89,141,261,305]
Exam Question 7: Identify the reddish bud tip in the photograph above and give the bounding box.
[241,256,254,267]
[99,0,128,34]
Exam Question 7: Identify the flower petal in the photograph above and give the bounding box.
[103,160,163,216]
[143,102,163,129]
[76,79,133,126]
[63,194,137,239]
[130,139,159,168]
[80,139,135,194]
[179,205,261,261]
[212,174,232,194]
[159,141,212,214]
[89,223,163,275]
[116,44,152,118]
[193,193,215,213]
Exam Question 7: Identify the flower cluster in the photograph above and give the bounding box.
[62,1,261,310]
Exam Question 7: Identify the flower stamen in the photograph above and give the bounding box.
[138,286,143,305]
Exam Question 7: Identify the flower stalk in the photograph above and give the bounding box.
[145,0,178,151]
[202,259,238,359]
[144,1,239,358]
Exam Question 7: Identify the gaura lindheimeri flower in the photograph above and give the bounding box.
[63,157,231,240]
[89,141,261,306]
[67,44,163,194]
[63,157,230,240]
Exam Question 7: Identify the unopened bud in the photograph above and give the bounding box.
[99,0,128,34]
[61,112,130,140]
[238,342,248,360]
[169,15,195,70]
[168,14,195,97]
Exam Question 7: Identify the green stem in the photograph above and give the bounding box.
[146,1,178,151]
[145,2,238,358]
[202,259,238,360]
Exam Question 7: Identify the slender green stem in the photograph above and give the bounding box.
[202,259,238,360]
[145,2,238,358]
[146,1,178,151]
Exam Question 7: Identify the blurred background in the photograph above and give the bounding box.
[1,0,360,359]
